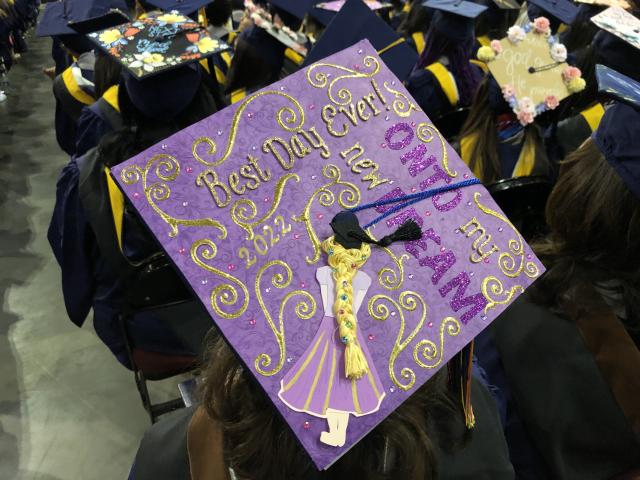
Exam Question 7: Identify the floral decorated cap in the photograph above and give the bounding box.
[477,17,586,126]
[591,6,640,51]
[110,39,544,470]
[86,10,230,79]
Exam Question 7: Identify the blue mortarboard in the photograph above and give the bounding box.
[241,25,286,70]
[269,0,316,19]
[144,0,215,15]
[36,0,130,37]
[593,30,640,81]
[423,0,488,17]
[308,6,337,26]
[302,0,419,81]
[527,0,578,26]
[593,65,640,199]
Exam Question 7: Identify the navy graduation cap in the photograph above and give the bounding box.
[144,0,216,15]
[36,0,130,37]
[302,0,418,81]
[422,0,488,17]
[308,5,337,26]
[527,0,578,25]
[269,0,317,20]
[593,65,640,199]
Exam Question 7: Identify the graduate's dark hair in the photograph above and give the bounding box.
[533,139,640,338]
[474,7,519,41]
[98,80,217,168]
[458,76,549,183]
[417,31,479,107]
[224,36,279,95]
[398,3,433,37]
[205,0,232,27]
[558,7,604,53]
[93,52,122,99]
[200,335,467,480]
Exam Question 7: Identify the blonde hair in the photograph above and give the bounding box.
[321,236,372,380]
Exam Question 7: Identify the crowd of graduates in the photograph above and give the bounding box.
[7,0,639,478]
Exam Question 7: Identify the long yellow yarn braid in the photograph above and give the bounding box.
[321,236,372,381]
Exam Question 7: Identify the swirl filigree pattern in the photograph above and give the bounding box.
[190,237,249,319]
[306,56,381,105]
[368,230,408,291]
[231,173,300,240]
[473,192,539,279]
[368,291,427,390]
[191,90,305,168]
[416,123,457,179]
[254,261,317,376]
[413,317,461,369]
[292,164,361,264]
[120,154,226,237]
[481,276,524,313]
[383,81,420,118]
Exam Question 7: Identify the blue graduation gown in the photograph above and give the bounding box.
[48,153,196,367]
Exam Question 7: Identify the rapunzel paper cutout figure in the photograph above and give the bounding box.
[278,238,385,447]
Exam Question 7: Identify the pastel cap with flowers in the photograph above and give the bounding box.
[477,16,586,126]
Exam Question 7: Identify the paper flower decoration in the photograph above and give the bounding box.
[567,77,587,93]
[507,25,526,43]
[533,17,551,34]
[545,95,560,109]
[477,46,496,62]
[550,43,567,62]
[490,39,503,54]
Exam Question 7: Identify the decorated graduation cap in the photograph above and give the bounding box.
[111,39,544,469]
[527,0,578,28]
[477,17,586,125]
[591,6,640,52]
[67,8,131,35]
[302,0,418,81]
[423,0,488,42]
[594,64,640,199]
[316,0,393,11]
[86,10,229,79]
[143,0,216,15]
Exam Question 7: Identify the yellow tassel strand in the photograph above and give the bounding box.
[321,237,372,381]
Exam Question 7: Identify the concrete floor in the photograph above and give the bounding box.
[0,32,180,480]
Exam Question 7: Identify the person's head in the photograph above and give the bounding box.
[205,0,232,27]
[474,3,519,40]
[56,33,94,56]
[93,51,122,98]
[558,4,604,53]
[225,26,284,94]
[418,11,481,106]
[397,3,434,36]
[199,335,466,480]
[99,65,217,166]
[533,133,640,320]
[459,75,550,183]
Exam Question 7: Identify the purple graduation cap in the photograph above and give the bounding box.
[112,40,544,470]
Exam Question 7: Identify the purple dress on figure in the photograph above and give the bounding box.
[278,266,385,418]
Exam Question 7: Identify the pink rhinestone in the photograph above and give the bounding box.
[411,121,416,127]
[186,167,193,173]
[303,421,311,430]
[133,192,140,199]
[263,197,270,203]
[408,274,414,279]
[161,144,167,150]
[178,247,186,254]
[311,175,317,180]
[247,112,254,119]
[498,227,504,232]
[227,264,237,271]
[425,211,432,216]
[527,254,533,260]
[182,201,188,207]
[300,282,307,288]
[385,115,390,121]
[217,129,223,136]
[440,246,446,252]
[484,258,490,264]
[380,143,387,148]
[434,195,441,201]
[353,64,360,70]
[470,272,475,277]
[391,80,396,86]
[411,187,417,193]
[249,318,256,326]
[279,86,285,91]
[317,213,324,220]
[467,201,472,206]
[357,48,363,54]
[293,233,301,240]
[463,173,470,179]
[427,321,433,328]
[309,104,315,110]
[368,334,375,341]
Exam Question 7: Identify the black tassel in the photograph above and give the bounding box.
[348,220,423,248]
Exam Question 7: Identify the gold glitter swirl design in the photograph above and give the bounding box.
[368,291,427,391]
[191,90,305,168]
[413,317,461,369]
[292,164,361,265]
[368,230,408,291]
[473,192,539,279]
[120,154,226,238]
[254,260,317,376]
[190,237,249,319]
[383,81,420,118]
[306,56,381,105]
[416,122,457,179]
[481,276,524,313]
[231,173,300,240]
